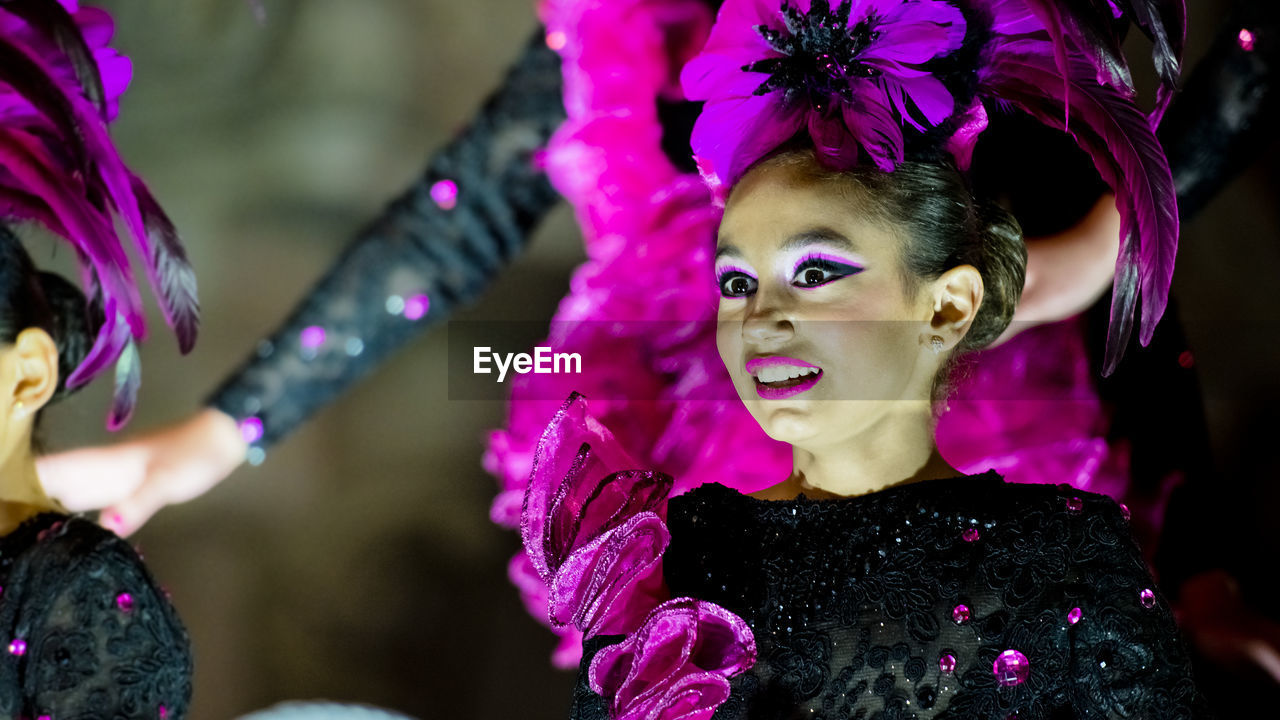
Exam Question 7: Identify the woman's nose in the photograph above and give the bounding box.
[741,290,795,346]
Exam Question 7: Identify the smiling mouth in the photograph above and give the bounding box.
[751,366,823,399]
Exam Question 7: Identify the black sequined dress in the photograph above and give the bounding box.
[570,474,1211,719]
[0,513,192,720]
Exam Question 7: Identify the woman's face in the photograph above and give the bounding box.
[715,161,939,449]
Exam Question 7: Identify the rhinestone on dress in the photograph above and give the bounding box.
[952,604,970,624]
[1140,588,1156,609]
[430,179,459,210]
[1065,497,1083,514]
[939,653,956,674]
[1239,28,1256,52]
[159,705,169,719]
[1119,503,1131,521]
[993,649,1030,687]
[117,592,135,613]
[961,528,980,543]
[1068,607,1082,625]
[7,638,25,656]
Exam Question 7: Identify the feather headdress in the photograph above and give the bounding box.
[681,0,1185,373]
[0,0,198,427]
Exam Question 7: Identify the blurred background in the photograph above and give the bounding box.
[24,0,1280,717]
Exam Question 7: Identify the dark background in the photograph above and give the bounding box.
[27,0,1280,717]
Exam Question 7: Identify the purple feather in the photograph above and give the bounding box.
[1053,0,1135,93]
[0,3,200,428]
[1012,0,1074,111]
[0,35,92,173]
[109,335,141,431]
[129,173,200,354]
[982,41,1178,372]
[1115,0,1185,126]
[0,186,67,234]
[0,1,106,117]
[0,128,144,386]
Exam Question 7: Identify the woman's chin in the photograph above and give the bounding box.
[753,406,823,445]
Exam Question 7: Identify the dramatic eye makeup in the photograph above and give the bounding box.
[790,252,864,289]
[715,263,757,298]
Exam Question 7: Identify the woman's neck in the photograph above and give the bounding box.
[0,447,60,533]
[769,405,958,500]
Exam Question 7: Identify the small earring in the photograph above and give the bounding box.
[13,401,24,416]
[930,336,945,354]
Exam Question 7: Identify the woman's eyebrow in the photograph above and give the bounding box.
[714,243,743,260]
[716,228,857,260]
[781,228,858,252]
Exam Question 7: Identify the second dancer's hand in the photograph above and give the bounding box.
[36,408,247,536]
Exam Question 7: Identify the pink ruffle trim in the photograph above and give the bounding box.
[484,0,789,669]
[523,394,756,718]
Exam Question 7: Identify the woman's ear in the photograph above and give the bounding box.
[926,265,984,351]
[8,328,59,418]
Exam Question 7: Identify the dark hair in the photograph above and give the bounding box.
[0,225,101,403]
[746,151,1027,351]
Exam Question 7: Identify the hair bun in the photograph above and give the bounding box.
[960,201,1027,350]
[36,271,103,400]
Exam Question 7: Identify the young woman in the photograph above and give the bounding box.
[0,227,192,718]
[529,152,1209,720]
[520,0,1212,717]
[0,2,195,715]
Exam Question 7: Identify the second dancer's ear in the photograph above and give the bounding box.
[5,328,60,420]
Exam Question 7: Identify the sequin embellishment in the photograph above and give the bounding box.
[993,649,1030,687]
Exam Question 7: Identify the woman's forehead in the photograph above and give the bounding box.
[718,172,893,256]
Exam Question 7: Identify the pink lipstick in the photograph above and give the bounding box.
[745,356,823,399]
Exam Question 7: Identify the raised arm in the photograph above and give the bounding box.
[40,29,567,533]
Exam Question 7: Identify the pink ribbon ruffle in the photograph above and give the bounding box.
[522,394,756,718]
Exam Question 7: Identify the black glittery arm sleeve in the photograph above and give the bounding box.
[1133,0,1280,592]
[1158,0,1280,219]
[206,29,566,455]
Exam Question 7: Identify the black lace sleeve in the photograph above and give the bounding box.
[206,29,566,455]
[1066,498,1213,719]
[1158,0,1280,220]
[0,515,192,720]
